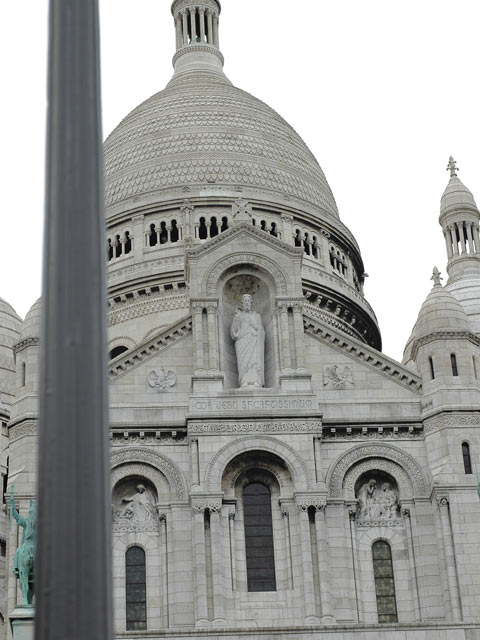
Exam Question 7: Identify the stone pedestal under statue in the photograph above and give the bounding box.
[10,605,34,640]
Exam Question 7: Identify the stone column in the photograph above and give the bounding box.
[459,223,467,253]
[206,303,219,370]
[182,10,189,45]
[192,304,205,371]
[132,214,144,263]
[199,8,206,42]
[190,8,197,41]
[449,226,458,255]
[192,506,209,625]
[444,230,453,259]
[292,301,305,368]
[466,223,475,253]
[347,507,362,622]
[191,438,200,487]
[209,505,225,624]
[402,507,421,621]
[281,214,293,244]
[278,303,291,369]
[314,504,334,622]
[175,14,182,49]
[158,513,169,628]
[297,503,319,623]
[313,436,322,483]
[474,223,480,252]
[438,497,462,621]
[228,509,236,590]
[281,505,293,589]
[206,10,213,45]
[213,14,219,47]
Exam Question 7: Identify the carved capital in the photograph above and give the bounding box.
[348,508,356,521]
[402,508,411,518]
[157,511,167,522]
[132,214,144,224]
[438,496,449,508]
[296,497,326,512]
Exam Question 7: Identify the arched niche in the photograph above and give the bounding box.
[354,470,401,523]
[221,450,294,500]
[219,270,276,389]
[112,476,159,527]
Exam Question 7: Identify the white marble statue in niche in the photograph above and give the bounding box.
[117,483,157,523]
[230,294,265,388]
[357,478,399,521]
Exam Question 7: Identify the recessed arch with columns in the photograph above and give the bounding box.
[327,443,429,499]
[204,251,290,297]
[204,435,312,492]
[111,448,188,502]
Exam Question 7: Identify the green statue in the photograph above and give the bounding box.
[10,490,36,606]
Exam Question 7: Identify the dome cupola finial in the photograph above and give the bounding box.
[447,156,458,178]
[431,266,443,287]
[170,0,224,79]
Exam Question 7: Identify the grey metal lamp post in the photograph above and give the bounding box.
[35,1,113,638]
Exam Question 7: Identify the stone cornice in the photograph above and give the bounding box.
[172,45,224,67]
[108,315,192,379]
[13,337,40,355]
[304,314,422,393]
[411,330,480,360]
[171,0,221,16]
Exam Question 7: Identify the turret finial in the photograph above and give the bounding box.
[447,156,458,178]
[431,266,443,287]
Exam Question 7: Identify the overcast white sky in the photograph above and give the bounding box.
[1,1,479,361]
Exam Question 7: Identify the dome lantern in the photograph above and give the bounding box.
[171,0,224,79]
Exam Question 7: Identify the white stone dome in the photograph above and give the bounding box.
[440,175,477,215]
[104,73,339,220]
[446,278,480,335]
[0,297,21,339]
[19,298,42,341]
[0,297,21,409]
[415,284,471,340]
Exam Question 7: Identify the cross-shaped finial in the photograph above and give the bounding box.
[431,266,443,287]
[447,156,458,178]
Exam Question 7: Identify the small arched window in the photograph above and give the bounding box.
[243,483,276,592]
[149,224,157,247]
[270,222,277,237]
[210,216,219,237]
[125,546,147,631]
[451,353,459,377]
[294,229,302,247]
[109,345,129,360]
[159,221,168,244]
[221,216,229,232]
[473,356,478,379]
[198,217,208,240]
[21,362,26,387]
[429,356,435,380]
[170,219,179,243]
[462,442,472,474]
[115,235,122,258]
[372,540,398,623]
[124,231,132,254]
[107,239,113,261]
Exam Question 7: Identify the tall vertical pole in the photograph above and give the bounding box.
[36,1,112,639]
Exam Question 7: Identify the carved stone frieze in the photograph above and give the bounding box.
[13,337,40,355]
[188,418,321,435]
[108,293,189,327]
[424,413,480,434]
[192,501,221,513]
[322,424,422,440]
[232,198,252,222]
[328,444,428,499]
[9,423,36,442]
[111,448,187,502]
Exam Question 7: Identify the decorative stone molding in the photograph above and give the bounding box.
[111,448,187,502]
[9,422,36,442]
[108,293,189,327]
[192,501,222,513]
[424,413,480,434]
[411,331,480,360]
[172,45,224,66]
[327,444,428,499]
[304,315,422,393]
[205,435,312,492]
[188,418,322,435]
[295,496,326,512]
[108,315,192,379]
[205,252,290,296]
[110,462,168,498]
[322,423,422,440]
[344,459,412,500]
[13,337,40,355]
[232,198,252,222]
[171,0,220,17]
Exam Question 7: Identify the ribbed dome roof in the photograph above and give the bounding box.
[19,298,41,341]
[104,72,339,219]
[415,283,471,340]
[0,297,21,337]
[441,176,477,214]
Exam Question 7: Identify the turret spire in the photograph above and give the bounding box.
[431,266,443,287]
[447,156,458,178]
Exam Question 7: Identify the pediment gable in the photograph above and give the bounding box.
[304,311,422,394]
[108,314,192,380]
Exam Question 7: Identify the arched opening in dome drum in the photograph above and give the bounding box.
[428,356,435,380]
[115,235,122,258]
[269,222,278,237]
[312,236,318,258]
[107,239,113,261]
[149,224,157,247]
[294,229,302,247]
[304,233,311,255]
[198,217,208,240]
[124,231,132,254]
[170,220,179,243]
[210,217,219,237]
[221,217,229,232]
[159,221,168,245]
[109,345,129,360]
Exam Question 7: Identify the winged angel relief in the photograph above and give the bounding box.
[147,367,176,391]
